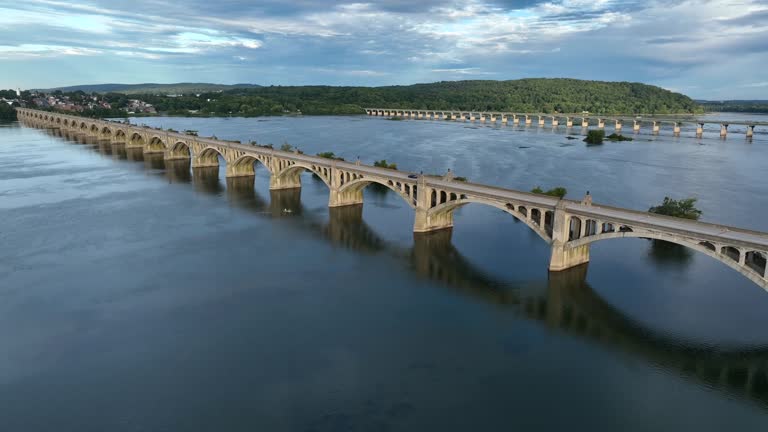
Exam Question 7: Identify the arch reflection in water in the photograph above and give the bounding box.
[164,159,192,184]
[143,153,166,171]
[192,166,224,196]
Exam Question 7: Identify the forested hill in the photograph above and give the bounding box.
[135,79,699,116]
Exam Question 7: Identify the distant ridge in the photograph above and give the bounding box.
[39,82,262,94]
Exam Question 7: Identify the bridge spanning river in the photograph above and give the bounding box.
[366,108,767,138]
[17,108,768,291]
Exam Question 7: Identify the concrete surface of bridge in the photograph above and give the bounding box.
[17,108,768,292]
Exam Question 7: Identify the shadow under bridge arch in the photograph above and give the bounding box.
[567,229,768,292]
[427,197,554,242]
[270,161,333,189]
[338,176,418,208]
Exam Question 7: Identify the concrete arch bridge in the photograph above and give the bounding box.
[17,108,768,292]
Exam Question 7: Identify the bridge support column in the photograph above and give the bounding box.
[597,119,605,129]
[538,116,545,127]
[696,123,704,137]
[673,123,681,136]
[615,120,622,132]
[525,115,531,126]
[513,115,520,125]
[501,115,508,124]
[633,120,640,132]
[549,207,590,271]
[566,117,573,128]
[469,113,475,122]
[747,125,755,138]
[413,183,453,233]
[581,118,589,128]
[552,117,559,127]
[720,124,728,138]
[652,121,660,134]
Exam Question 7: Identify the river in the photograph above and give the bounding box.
[1,114,768,431]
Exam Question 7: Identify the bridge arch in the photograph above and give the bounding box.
[338,177,417,208]
[99,126,112,139]
[113,129,126,143]
[228,153,274,178]
[195,146,224,168]
[79,121,88,131]
[129,132,145,147]
[146,136,166,153]
[273,161,332,188]
[167,141,192,159]
[567,230,768,291]
[428,198,553,242]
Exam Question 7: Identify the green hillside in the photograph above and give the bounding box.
[135,79,699,116]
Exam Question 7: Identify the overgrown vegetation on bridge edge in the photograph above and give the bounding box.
[373,160,397,170]
[531,186,567,198]
[648,197,702,220]
[317,152,345,161]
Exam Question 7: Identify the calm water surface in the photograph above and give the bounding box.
[1,115,768,431]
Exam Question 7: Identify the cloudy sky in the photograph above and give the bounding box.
[0,0,766,99]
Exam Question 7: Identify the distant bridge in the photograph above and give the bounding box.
[17,108,768,292]
[365,108,767,138]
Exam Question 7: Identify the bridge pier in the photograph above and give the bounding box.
[538,116,545,127]
[549,204,590,271]
[652,121,660,134]
[552,117,559,127]
[566,117,573,128]
[633,120,640,133]
[581,118,589,128]
[673,122,681,136]
[614,120,622,133]
[413,183,453,233]
[513,115,520,125]
[747,125,755,138]
[720,124,728,138]
[597,119,605,129]
[525,115,532,126]
[696,123,704,137]
[269,168,302,190]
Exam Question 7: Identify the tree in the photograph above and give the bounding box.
[648,197,702,220]
[373,159,397,170]
[531,186,567,198]
[584,130,605,144]
[0,103,17,121]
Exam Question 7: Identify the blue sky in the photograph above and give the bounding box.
[1,0,766,99]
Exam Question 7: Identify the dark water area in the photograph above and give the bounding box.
[2,116,768,431]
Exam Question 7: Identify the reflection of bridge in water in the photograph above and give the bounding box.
[54,128,768,409]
